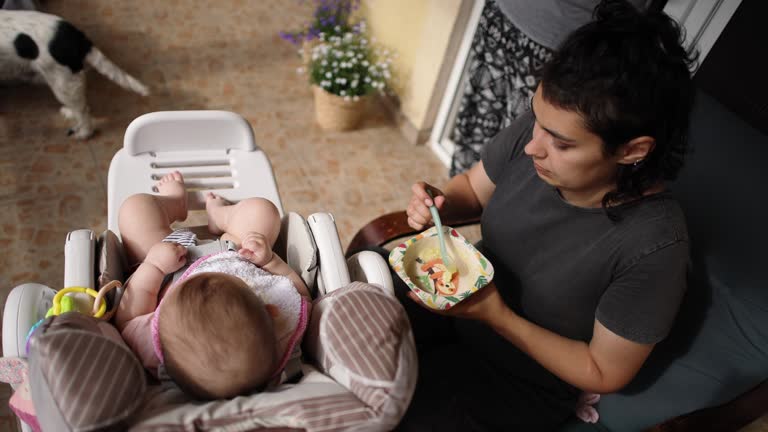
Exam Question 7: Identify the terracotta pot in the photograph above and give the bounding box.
[312,85,369,132]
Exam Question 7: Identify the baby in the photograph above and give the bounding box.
[115,171,311,400]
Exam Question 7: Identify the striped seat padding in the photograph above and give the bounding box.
[305,282,417,425]
[28,313,146,432]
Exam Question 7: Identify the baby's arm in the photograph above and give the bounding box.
[262,253,311,299]
[115,242,188,331]
[239,233,311,299]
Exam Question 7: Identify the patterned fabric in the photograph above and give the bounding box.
[449,0,553,176]
[161,228,197,247]
[28,313,146,432]
[306,282,417,423]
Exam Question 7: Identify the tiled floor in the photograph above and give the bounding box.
[0,1,448,429]
[0,2,765,432]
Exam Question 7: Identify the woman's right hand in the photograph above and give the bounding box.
[407,182,447,230]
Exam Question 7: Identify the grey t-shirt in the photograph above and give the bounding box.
[478,110,689,345]
[496,0,650,49]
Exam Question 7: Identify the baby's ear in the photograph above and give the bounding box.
[265,303,280,318]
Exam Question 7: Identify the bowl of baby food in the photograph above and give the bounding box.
[389,226,494,310]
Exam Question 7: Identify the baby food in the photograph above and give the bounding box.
[416,248,459,296]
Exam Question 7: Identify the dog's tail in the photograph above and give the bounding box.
[86,48,150,96]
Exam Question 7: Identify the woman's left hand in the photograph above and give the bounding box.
[407,281,511,326]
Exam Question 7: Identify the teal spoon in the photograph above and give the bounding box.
[426,190,457,273]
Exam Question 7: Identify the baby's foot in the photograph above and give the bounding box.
[238,232,273,267]
[155,171,188,222]
[205,192,230,235]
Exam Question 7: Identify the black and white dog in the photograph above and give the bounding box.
[1,10,149,138]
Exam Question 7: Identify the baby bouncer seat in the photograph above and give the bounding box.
[2,111,417,432]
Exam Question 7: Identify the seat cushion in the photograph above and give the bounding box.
[28,313,146,432]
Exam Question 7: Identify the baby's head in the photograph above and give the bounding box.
[158,272,277,399]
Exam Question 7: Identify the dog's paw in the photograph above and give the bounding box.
[67,127,95,140]
[60,107,75,119]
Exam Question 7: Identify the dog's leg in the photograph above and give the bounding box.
[38,67,94,139]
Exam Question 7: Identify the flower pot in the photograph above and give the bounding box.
[312,85,369,132]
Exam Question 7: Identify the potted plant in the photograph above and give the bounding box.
[279,0,360,65]
[307,25,393,131]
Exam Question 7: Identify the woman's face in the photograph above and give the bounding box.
[524,86,623,207]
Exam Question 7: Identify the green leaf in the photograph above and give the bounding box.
[418,276,434,294]
[475,276,488,288]
[479,257,487,270]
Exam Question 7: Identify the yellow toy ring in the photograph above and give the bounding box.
[53,287,107,318]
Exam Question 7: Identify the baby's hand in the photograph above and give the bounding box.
[239,233,273,267]
[145,242,188,274]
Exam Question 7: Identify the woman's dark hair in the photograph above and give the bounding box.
[539,0,698,219]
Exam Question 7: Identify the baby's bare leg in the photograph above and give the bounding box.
[205,194,310,299]
[119,171,188,265]
[205,193,281,247]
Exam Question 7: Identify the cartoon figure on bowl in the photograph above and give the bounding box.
[416,256,459,296]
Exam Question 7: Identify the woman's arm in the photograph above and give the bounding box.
[490,300,654,393]
[407,161,496,230]
[415,283,653,394]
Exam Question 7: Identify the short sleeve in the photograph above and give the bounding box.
[596,241,689,344]
[481,110,535,183]
[120,312,160,373]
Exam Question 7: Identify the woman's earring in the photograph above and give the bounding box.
[633,159,643,166]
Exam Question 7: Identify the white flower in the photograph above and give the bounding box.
[321,60,328,66]
[340,90,347,96]
[351,80,358,88]
[364,76,371,83]
[362,60,369,67]
[325,72,332,78]
[344,96,351,101]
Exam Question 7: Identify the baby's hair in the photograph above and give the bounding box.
[159,272,277,400]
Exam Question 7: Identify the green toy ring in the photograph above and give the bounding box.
[52,287,107,318]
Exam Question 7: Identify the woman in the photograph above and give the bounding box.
[396,1,697,430]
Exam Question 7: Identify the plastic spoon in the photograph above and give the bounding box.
[426,190,457,274]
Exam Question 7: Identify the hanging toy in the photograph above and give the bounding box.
[25,280,122,354]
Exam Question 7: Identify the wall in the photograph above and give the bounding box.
[362,0,466,137]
